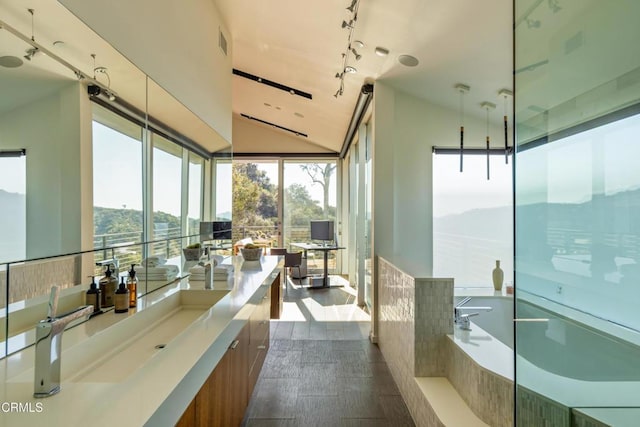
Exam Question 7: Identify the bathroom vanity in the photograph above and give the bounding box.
[0,255,282,427]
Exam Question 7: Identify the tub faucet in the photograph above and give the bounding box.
[34,286,93,398]
[454,297,492,330]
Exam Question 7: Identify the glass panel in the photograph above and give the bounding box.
[215,159,232,221]
[364,124,373,310]
[187,152,203,241]
[0,155,26,263]
[515,1,640,425]
[232,161,279,248]
[433,154,513,288]
[152,134,183,260]
[283,161,337,273]
[92,105,144,270]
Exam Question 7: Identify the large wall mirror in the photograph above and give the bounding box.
[0,1,231,356]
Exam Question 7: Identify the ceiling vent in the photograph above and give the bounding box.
[219,29,228,56]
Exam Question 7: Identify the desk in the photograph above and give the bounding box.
[291,243,345,288]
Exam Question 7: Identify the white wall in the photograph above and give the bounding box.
[0,82,93,261]
[60,0,233,145]
[372,81,503,278]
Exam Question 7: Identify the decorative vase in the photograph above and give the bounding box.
[492,260,504,291]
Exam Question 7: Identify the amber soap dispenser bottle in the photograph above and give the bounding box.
[127,264,138,308]
[114,276,130,313]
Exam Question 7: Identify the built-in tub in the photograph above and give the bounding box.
[450,295,640,420]
[454,296,640,382]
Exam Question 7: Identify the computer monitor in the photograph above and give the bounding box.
[310,220,334,243]
[200,221,232,242]
[212,221,232,240]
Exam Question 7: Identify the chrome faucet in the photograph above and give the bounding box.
[34,286,93,398]
[454,297,492,330]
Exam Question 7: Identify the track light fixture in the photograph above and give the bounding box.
[334,0,361,98]
[341,20,354,29]
[90,54,117,102]
[23,47,39,61]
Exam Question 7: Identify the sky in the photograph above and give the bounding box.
[0,156,26,195]
[433,154,512,218]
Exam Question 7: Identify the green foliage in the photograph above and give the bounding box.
[232,163,278,226]
[284,183,323,226]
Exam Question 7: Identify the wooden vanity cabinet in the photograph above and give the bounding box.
[176,274,279,427]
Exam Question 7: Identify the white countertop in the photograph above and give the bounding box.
[0,255,280,427]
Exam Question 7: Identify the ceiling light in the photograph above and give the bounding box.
[294,112,304,118]
[52,40,65,47]
[353,40,364,49]
[344,66,357,74]
[264,103,271,107]
[375,46,389,57]
[0,56,24,68]
[398,54,419,67]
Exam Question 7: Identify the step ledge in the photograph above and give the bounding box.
[415,377,489,427]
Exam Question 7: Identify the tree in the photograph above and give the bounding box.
[284,183,323,226]
[300,163,336,215]
[232,163,278,226]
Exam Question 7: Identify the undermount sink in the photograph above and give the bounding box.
[8,289,229,384]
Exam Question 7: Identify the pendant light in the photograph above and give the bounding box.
[455,84,470,172]
[481,101,496,180]
[499,89,513,164]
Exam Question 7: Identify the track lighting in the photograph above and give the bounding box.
[526,18,540,28]
[334,0,361,97]
[341,20,354,29]
[23,47,39,61]
[548,0,561,13]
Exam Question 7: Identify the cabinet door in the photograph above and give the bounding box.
[270,272,282,319]
[175,398,196,427]
[195,349,230,427]
[192,323,250,427]
[229,323,250,426]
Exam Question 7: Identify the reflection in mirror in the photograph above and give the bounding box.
[0,2,231,357]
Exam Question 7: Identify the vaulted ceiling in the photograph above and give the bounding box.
[217,0,513,153]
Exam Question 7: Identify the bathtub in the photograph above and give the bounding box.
[450,295,640,410]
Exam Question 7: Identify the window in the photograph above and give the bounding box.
[187,152,204,238]
[152,134,183,257]
[92,105,144,252]
[0,153,26,263]
[433,154,513,287]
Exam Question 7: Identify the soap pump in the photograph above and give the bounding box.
[114,276,130,313]
[99,265,118,308]
[85,276,102,315]
[127,264,138,308]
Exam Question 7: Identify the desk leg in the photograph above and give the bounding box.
[323,251,329,287]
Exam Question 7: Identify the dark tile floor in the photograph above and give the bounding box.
[242,279,415,427]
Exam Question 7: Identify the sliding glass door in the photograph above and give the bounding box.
[231,160,279,247]
[283,160,338,274]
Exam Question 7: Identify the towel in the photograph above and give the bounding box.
[142,255,166,267]
[137,264,179,281]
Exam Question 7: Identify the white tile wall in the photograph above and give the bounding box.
[378,256,512,426]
